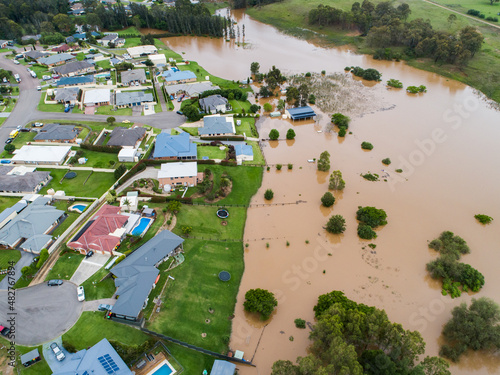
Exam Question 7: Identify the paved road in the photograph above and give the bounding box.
[0,281,83,345]
[0,251,35,290]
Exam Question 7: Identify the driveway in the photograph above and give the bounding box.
[70,253,110,285]
[0,251,35,290]
[0,281,83,345]
[42,336,75,372]
[83,297,116,312]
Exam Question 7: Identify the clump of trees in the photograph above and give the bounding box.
[387,79,403,88]
[347,66,382,81]
[272,291,450,375]
[426,231,484,298]
[406,85,427,93]
[286,129,296,140]
[326,215,346,234]
[361,172,379,181]
[243,288,277,320]
[331,113,351,128]
[361,141,373,150]
[356,206,387,240]
[382,158,392,165]
[317,151,330,171]
[269,129,279,140]
[114,164,127,180]
[475,214,493,224]
[329,170,345,190]
[321,192,335,207]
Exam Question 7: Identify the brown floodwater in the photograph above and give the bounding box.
[163,8,500,375]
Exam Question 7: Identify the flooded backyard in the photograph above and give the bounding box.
[163,9,500,375]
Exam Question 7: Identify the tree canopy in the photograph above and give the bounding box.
[243,288,277,320]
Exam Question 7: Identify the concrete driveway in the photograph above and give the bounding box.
[42,336,75,372]
[70,253,110,285]
[0,281,83,345]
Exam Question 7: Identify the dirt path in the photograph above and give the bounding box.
[420,0,500,30]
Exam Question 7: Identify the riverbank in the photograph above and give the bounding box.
[245,0,500,103]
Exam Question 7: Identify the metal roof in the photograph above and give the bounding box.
[38,53,75,66]
[210,360,236,375]
[34,123,79,141]
[199,94,228,112]
[162,69,196,82]
[83,89,110,104]
[11,145,72,164]
[157,161,198,179]
[115,91,153,107]
[107,127,146,147]
[57,75,95,86]
[286,106,316,120]
[54,88,80,103]
[234,144,253,156]
[199,116,235,136]
[153,131,197,159]
[121,69,146,84]
[20,349,40,365]
[164,82,219,97]
[0,166,50,193]
[53,61,94,75]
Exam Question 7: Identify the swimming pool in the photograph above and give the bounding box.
[151,363,173,375]
[69,204,88,213]
[131,217,153,236]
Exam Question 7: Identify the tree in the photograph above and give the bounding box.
[249,104,260,113]
[4,144,15,154]
[271,360,300,375]
[361,141,374,150]
[144,59,154,67]
[417,356,451,375]
[269,129,279,140]
[36,249,49,268]
[286,128,296,140]
[317,151,330,171]
[321,192,335,207]
[356,206,387,228]
[263,102,273,112]
[358,224,377,239]
[250,61,260,75]
[459,26,484,58]
[122,198,131,212]
[53,14,73,33]
[243,288,277,320]
[329,170,346,190]
[326,215,346,234]
[114,164,127,180]
[447,14,457,27]
[440,298,500,362]
[106,192,116,204]
[277,99,285,111]
[167,200,182,213]
[106,116,116,126]
[181,226,192,236]
[331,113,351,128]
[264,189,274,200]
[183,104,202,122]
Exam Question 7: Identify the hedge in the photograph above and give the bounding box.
[200,136,245,141]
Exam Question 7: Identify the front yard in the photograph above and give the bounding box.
[44,251,85,281]
[94,105,132,116]
[38,169,116,198]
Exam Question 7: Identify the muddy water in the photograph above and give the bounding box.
[163,8,500,375]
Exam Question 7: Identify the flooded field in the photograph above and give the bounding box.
[164,8,500,375]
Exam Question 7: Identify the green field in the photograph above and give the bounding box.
[197,145,227,160]
[433,0,500,19]
[71,148,119,168]
[38,169,116,198]
[0,249,21,282]
[44,252,85,280]
[37,91,66,112]
[234,117,258,137]
[0,131,36,158]
[94,105,132,116]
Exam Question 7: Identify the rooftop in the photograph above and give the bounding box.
[84,89,111,104]
[200,115,235,136]
[0,200,27,228]
[199,94,228,112]
[127,45,158,56]
[153,132,197,159]
[24,50,49,60]
[162,69,197,82]
[287,106,316,120]
[11,145,72,164]
[54,87,80,102]
[107,127,146,147]
[210,360,236,375]
[57,75,95,86]
[164,82,219,97]
[0,166,51,193]
[115,91,154,107]
[234,144,253,156]
[34,123,79,141]
[38,53,75,66]
[121,69,146,84]
[53,60,94,75]
[158,161,198,179]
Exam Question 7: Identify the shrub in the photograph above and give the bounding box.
[356,206,387,228]
[264,189,274,200]
[36,249,49,269]
[395,169,403,173]
[329,170,345,190]
[317,151,330,171]
[286,128,296,140]
[326,215,346,234]
[428,231,470,260]
[475,214,493,224]
[288,164,293,170]
[382,158,391,165]
[321,192,335,207]
[4,144,15,153]
[387,79,403,88]
[263,102,273,112]
[243,288,278,320]
[114,164,127,180]
[406,85,427,94]
[321,70,326,75]
[269,129,279,140]
[331,113,350,128]
[305,72,311,77]
[338,126,346,137]
[358,224,377,240]
[361,142,373,150]
[114,255,126,265]
[294,318,306,328]
[276,164,282,170]
[362,172,379,181]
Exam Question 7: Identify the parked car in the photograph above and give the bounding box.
[51,74,60,79]
[20,128,30,132]
[0,160,11,164]
[176,111,183,115]
[64,105,71,113]
[50,342,65,361]
[4,138,12,144]
[33,122,43,127]
[12,60,19,65]
[98,304,112,311]
[145,104,149,110]
[85,250,94,259]
[2,77,7,83]
[122,120,131,124]
[26,68,31,72]
[42,75,51,81]
[77,286,85,301]
[47,279,63,286]
[0,325,11,337]
[37,85,41,91]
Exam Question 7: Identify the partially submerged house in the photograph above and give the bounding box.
[199,115,235,137]
[153,132,197,160]
[286,106,316,121]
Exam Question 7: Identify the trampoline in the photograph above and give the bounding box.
[65,171,77,179]
[216,208,229,219]
[218,271,231,282]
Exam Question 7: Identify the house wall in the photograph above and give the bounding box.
[34,136,77,144]
[118,156,135,162]
[159,175,198,188]
[164,77,196,86]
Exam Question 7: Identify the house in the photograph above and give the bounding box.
[72,8,86,15]
[148,53,167,66]
[38,53,76,67]
[120,69,147,86]
[54,87,80,105]
[115,91,154,108]
[24,50,49,61]
[110,57,121,66]
[65,36,75,44]
[57,75,95,87]
[162,69,197,85]
[210,360,236,375]
[0,40,10,49]
[119,194,138,212]
[34,123,80,143]
[53,60,95,77]
[99,33,119,47]
[0,200,27,230]
[235,144,254,162]
[0,196,64,254]
[199,94,230,114]
[52,338,132,375]
[21,34,41,42]
[157,161,201,189]
[165,82,219,98]
[153,132,197,160]
[11,145,72,165]
[199,115,236,137]
[72,33,87,40]
[0,166,51,194]
[286,106,316,121]
[52,44,70,53]
[83,89,111,107]
[118,148,139,162]
[20,348,41,368]
[110,230,183,321]
[127,45,158,58]
[107,127,146,147]
[85,53,105,62]
[67,204,129,255]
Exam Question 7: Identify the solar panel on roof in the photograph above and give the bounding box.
[98,354,120,374]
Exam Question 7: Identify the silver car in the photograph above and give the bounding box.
[50,342,65,361]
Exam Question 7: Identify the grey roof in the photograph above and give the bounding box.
[153,131,197,159]
[52,338,132,375]
[111,230,183,319]
[0,167,51,193]
[20,348,40,365]
[53,61,93,75]
[115,91,153,107]
[121,69,146,84]
[38,53,75,66]
[200,116,234,136]
[165,82,219,97]
[21,34,41,41]
[0,198,64,253]
[57,75,95,86]
[102,34,118,41]
[199,94,228,112]
[21,234,53,252]
[107,127,146,147]
[0,201,27,227]
[54,87,80,103]
[210,360,236,375]
[34,123,79,141]
[24,50,49,60]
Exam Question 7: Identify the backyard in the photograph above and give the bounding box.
[38,169,116,198]
[197,145,227,160]
[0,196,21,211]
[234,117,258,137]
[70,147,119,168]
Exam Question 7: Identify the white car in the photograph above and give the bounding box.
[50,342,65,361]
[77,286,85,301]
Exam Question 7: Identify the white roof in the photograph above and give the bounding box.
[127,45,157,56]
[118,148,138,158]
[158,162,198,179]
[83,89,110,104]
[11,145,72,163]
[148,54,166,62]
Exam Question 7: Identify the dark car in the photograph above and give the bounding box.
[0,325,11,337]
[4,138,12,144]
[176,111,183,115]
[47,279,63,286]
[85,250,94,258]
[98,304,112,311]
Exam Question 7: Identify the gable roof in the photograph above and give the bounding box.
[0,166,50,193]
[57,75,95,86]
[157,161,198,179]
[200,115,235,136]
[210,360,236,375]
[54,87,80,102]
[107,127,146,147]
[164,82,219,97]
[0,201,27,228]
[53,60,93,75]
[287,106,316,120]
[24,50,49,60]
[102,33,118,41]
[153,132,197,159]
[52,44,70,53]
[115,91,154,107]
[234,144,253,156]
[121,69,146,84]
[11,145,72,164]
[162,69,197,82]
[84,89,110,104]
[34,123,79,141]
[38,53,75,66]
[199,94,228,112]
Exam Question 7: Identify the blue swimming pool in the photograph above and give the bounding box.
[151,363,173,375]
[131,217,153,236]
[69,204,87,213]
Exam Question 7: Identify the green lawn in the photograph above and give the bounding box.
[50,211,79,238]
[0,117,5,126]
[15,343,52,375]
[95,59,112,70]
[244,140,265,166]
[95,105,132,116]
[229,99,251,114]
[432,0,500,20]
[0,196,21,212]
[44,252,85,281]
[117,26,142,36]
[80,266,116,300]
[30,64,51,79]
[0,131,36,158]
[197,145,227,160]
[38,91,65,112]
[0,249,21,282]
[235,117,258,137]
[72,148,119,168]
[180,126,198,136]
[123,37,142,48]
[38,169,116,198]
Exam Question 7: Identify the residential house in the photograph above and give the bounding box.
[199,94,230,114]
[65,36,75,44]
[51,44,70,53]
[21,34,41,42]
[157,161,202,189]
[235,144,254,162]
[107,127,146,148]
[148,53,167,67]
[33,123,80,143]
[72,33,87,41]
[118,148,138,162]
[127,45,158,58]
[153,132,197,160]
[38,53,76,67]
[67,204,129,255]
[210,360,236,375]
[162,69,197,85]
[54,87,80,105]
[99,33,124,47]
[53,60,95,77]
[57,75,95,87]
[110,57,121,66]
[84,53,105,62]
[72,8,85,15]
[0,166,51,194]
[120,69,147,86]
[0,196,64,254]
[199,115,236,137]
[0,40,9,49]
[165,82,219,98]
[24,50,49,61]
[51,338,132,375]
[110,230,183,321]
[11,145,72,165]
[83,89,111,107]
[0,200,27,230]
[115,91,154,108]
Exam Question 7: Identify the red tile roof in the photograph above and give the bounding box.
[52,44,70,52]
[68,204,128,253]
